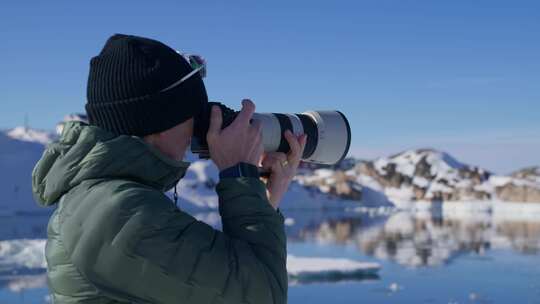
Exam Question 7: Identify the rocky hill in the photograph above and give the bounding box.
[296,149,540,204]
[493,167,540,202]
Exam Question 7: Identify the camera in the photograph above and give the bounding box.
[191,101,351,165]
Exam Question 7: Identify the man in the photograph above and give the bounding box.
[32,34,306,304]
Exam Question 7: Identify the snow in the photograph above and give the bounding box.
[175,159,220,210]
[318,185,331,193]
[412,176,429,188]
[287,255,380,283]
[284,218,296,226]
[278,182,359,210]
[384,212,414,235]
[426,182,453,194]
[373,158,389,175]
[385,186,415,201]
[188,160,218,183]
[390,151,418,176]
[192,212,221,227]
[473,181,494,193]
[388,282,403,292]
[5,127,56,145]
[354,174,384,191]
[488,175,513,187]
[442,201,492,216]
[492,201,540,221]
[0,239,47,270]
[350,206,396,216]
[313,169,335,179]
[427,152,464,176]
[488,175,539,189]
[374,149,465,180]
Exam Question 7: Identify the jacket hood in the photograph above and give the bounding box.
[32,121,190,206]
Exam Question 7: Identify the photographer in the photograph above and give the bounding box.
[32,34,305,304]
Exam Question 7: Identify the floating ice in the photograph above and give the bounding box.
[287,255,380,284]
[388,282,403,292]
[0,239,46,272]
[284,218,296,226]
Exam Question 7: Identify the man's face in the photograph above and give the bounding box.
[166,117,193,161]
[144,118,194,161]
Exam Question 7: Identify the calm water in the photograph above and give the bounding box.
[1,206,540,304]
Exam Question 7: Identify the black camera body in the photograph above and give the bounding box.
[191,102,239,159]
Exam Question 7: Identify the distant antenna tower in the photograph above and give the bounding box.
[24,113,29,131]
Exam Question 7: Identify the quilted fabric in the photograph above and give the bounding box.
[32,121,287,304]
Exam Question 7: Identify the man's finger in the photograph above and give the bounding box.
[207,105,222,139]
[285,130,302,160]
[258,152,267,167]
[252,130,263,154]
[264,152,287,162]
[275,152,288,162]
[298,134,307,156]
[261,152,287,168]
[232,99,256,127]
[261,153,278,167]
[250,119,263,137]
[271,160,285,173]
[261,157,274,170]
[261,155,279,170]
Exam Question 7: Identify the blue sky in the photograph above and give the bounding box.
[1,1,539,173]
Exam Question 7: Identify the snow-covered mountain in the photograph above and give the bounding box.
[296,149,540,205]
[0,127,56,215]
[493,167,540,202]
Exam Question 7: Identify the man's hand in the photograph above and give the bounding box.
[207,99,264,171]
[260,130,307,209]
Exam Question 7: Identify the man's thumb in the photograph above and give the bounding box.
[207,105,222,138]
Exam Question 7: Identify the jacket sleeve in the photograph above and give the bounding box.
[70,178,287,304]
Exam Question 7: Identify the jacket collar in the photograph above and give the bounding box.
[32,121,190,206]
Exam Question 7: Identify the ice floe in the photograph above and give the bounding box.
[287,255,380,284]
[0,239,46,272]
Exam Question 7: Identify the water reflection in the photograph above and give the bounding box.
[0,274,47,293]
[2,205,540,302]
[0,213,50,241]
[296,209,540,267]
[495,220,540,254]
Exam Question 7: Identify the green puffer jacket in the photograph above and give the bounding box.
[32,121,287,304]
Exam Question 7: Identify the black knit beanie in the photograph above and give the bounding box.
[85,34,208,136]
